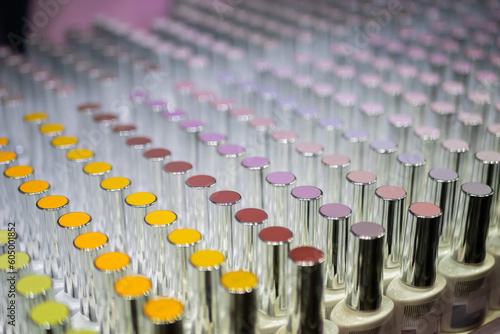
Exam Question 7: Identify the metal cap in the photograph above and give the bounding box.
[452,182,493,264]
[345,222,385,312]
[401,203,441,287]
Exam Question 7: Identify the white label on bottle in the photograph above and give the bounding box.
[401,300,440,334]
[450,277,489,329]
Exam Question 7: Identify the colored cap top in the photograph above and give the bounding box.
[145,210,177,226]
[266,171,296,185]
[370,140,397,153]
[115,275,151,298]
[58,212,91,228]
[4,165,33,178]
[272,130,298,143]
[296,142,323,156]
[83,162,112,175]
[409,202,441,218]
[351,222,385,239]
[242,157,269,169]
[190,250,225,269]
[112,124,136,133]
[259,226,293,244]
[458,112,483,126]
[0,252,30,270]
[414,126,441,140]
[95,252,130,272]
[290,246,324,265]
[221,271,258,293]
[180,120,204,131]
[19,180,49,194]
[144,148,171,161]
[164,161,192,174]
[51,136,78,148]
[39,123,64,135]
[235,208,268,224]
[343,130,369,142]
[125,192,157,207]
[376,186,406,200]
[210,190,241,205]
[101,177,130,191]
[398,153,426,166]
[186,175,216,188]
[322,154,350,167]
[37,195,68,210]
[168,229,201,246]
[0,137,8,147]
[431,101,455,114]
[291,186,322,200]
[389,114,413,128]
[442,138,469,152]
[462,182,493,197]
[93,113,118,123]
[0,151,16,163]
[319,203,352,219]
[67,149,93,161]
[200,132,226,145]
[74,232,108,250]
[231,108,255,121]
[249,118,274,129]
[30,301,69,326]
[429,169,459,182]
[144,298,183,323]
[16,275,52,296]
[126,136,152,147]
[24,112,48,123]
[347,171,377,184]
[476,151,500,164]
[218,144,245,156]
[318,118,343,130]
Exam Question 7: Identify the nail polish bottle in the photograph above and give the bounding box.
[438,182,495,332]
[330,222,394,333]
[487,229,500,310]
[386,203,446,334]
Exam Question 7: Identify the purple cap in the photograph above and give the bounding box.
[370,140,397,152]
[266,171,296,186]
[199,132,226,145]
[275,98,298,111]
[217,144,245,156]
[297,108,319,120]
[319,203,352,219]
[318,118,343,130]
[343,130,369,142]
[180,120,204,132]
[129,90,149,103]
[291,186,322,200]
[163,109,186,120]
[242,157,270,169]
[147,100,168,112]
[398,152,426,166]
[429,168,459,182]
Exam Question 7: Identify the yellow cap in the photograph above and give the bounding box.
[0,252,30,271]
[101,177,130,190]
[221,271,258,293]
[168,229,201,246]
[0,230,15,245]
[83,162,112,175]
[95,252,130,272]
[145,210,177,226]
[58,212,91,228]
[39,123,64,135]
[19,180,50,194]
[114,275,151,298]
[30,301,69,327]
[74,232,108,250]
[0,151,16,163]
[125,192,156,207]
[16,275,52,296]
[4,165,33,178]
[67,149,93,161]
[190,250,225,268]
[37,195,68,210]
[23,112,48,123]
[0,137,9,146]
[144,298,183,323]
[51,136,78,148]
